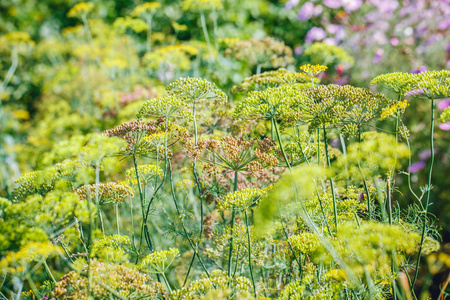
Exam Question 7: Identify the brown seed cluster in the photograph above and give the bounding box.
[75,182,134,205]
[103,120,160,151]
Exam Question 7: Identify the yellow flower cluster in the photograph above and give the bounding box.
[379,98,409,120]
[139,248,180,274]
[299,64,328,77]
[67,2,94,18]
[217,188,268,211]
[131,2,161,17]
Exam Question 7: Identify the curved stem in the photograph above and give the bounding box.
[323,125,338,232]
[412,99,435,288]
[272,118,292,171]
[245,210,256,296]
[200,12,214,64]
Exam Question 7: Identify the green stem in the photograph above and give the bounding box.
[412,99,435,288]
[146,14,153,53]
[323,125,338,232]
[200,12,214,64]
[162,273,172,293]
[228,171,238,277]
[272,118,292,171]
[43,260,56,284]
[245,210,256,296]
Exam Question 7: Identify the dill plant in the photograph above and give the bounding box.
[1,2,449,297]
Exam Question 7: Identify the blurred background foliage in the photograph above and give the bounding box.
[0,0,449,297]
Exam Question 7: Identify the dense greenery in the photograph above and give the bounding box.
[1,1,450,299]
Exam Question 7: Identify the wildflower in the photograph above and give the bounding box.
[75,182,134,205]
[409,161,426,173]
[139,248,179,274]
[67,2,94,18]
[413,70,450,100]
[233,85,306,123]
[131,2,161,17]
[113,17,147,34]
[166,77,227,103]
[136,95,187,120]
[304,42,354,67]
[299,64,327,77]
[90,235,132,263]
[371,72,416,95]
[379,98,409,120]
[181,0,224,11]
[231,68,315,94]
[177,179,195,192]
[217,188,268,211]
[126,164,163,184]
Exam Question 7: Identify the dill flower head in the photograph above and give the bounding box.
[371,72,416,95]
[304,42,354,68]
[171,270,252,299]
[143,45,199,73]
[181,0,224,11]
[75,182,134,205]
[302,84,395,134]
[113,17,147,34]
[0,242,61,275]
[334,131,409,181]
[90,235,132,263]
[234,85,306,123]
[136,95,187,120]
[299,64,328,77]
[67,2,94,18]
[288,232,320,255]
[0,31,35,51]
[166,77,227,103]
[13,160,93,201]
[217,188,268,211]
[126,164,163,184]
[51,259,165,299]
[131,2,161,17]
[231,68,315,94]
[103,120,162,153]
[413,70,450,100]
[225,37,294,69]
[139,248,179,274]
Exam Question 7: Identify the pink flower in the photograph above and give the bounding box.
[439,122,450,131]
[438,99,450,110]
[305,27,327,42]
[297,2,315,21]
[409,161,426,173]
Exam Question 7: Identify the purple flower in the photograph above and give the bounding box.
[305,27,327,42]
[409,161,426,173]
[406,89,424,96]
[419,149,438,160]
[297,2,315,21]
[446,44,450,51]
[342,0,363,11]
[285,0,300,10]
[439,122,450,131]
[372,48,384,63]
[323,0,342,9]
[411,66,427,74]
[390,37,399,46]
[294,45,303,55]
[438,19,450,30]
[438,98,450,110]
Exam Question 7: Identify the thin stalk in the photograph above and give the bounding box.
[162,273,172,293]
[94,165,105,234]
[146,14,153,53]
[168,160,210,282]
[227,171,238,276]
[279,212,303,277]
[43,260,56,284]
[245,210,256,296]
[133,153,154,251]
[115,203,120,235]
[0,48,18,96]
[387,179,392,225]
[272,118,292,171]
[200,12,214,64]
[323,126,338,232]
[412,99,435,288]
